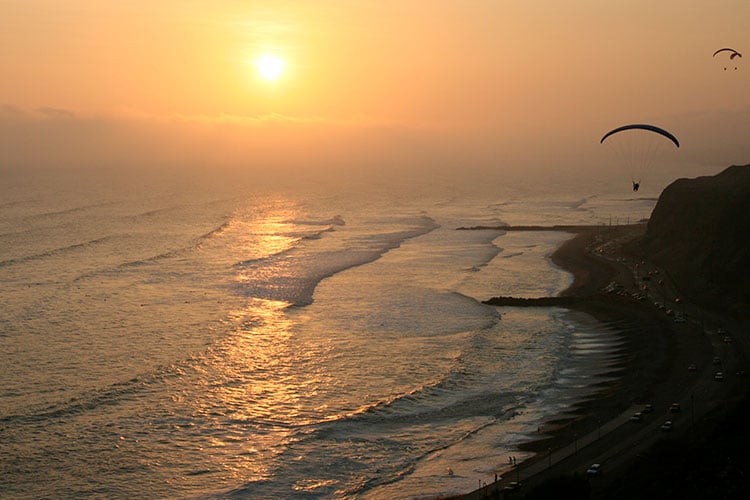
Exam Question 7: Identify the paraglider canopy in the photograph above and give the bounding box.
[600,124,680,190]
[713,48,742,70]
[713,47,742,58]
[600,124,680,148]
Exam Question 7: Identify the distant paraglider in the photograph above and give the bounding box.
[713,47,742,70]
[600,124,680,191]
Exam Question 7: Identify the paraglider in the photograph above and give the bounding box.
[600,124,680,148]
[713,47,742,70]
[600,124,680,191]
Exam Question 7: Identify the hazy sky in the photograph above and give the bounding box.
[2,0,749,184]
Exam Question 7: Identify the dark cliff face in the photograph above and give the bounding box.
[641,164,750,310]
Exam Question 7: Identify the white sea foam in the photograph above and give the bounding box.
[0,169,657,499]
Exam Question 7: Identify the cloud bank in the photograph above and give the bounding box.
[2,104,749,188]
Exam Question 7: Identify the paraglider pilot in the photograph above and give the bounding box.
[600,124,680,193]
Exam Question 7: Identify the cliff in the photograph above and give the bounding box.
[640,164,750,311]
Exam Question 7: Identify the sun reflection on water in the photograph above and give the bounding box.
[186,294,337,485]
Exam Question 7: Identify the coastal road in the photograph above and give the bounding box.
[460,312,743,500]
[456,225,749,499]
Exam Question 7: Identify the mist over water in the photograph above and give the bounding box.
[0,168,656,498]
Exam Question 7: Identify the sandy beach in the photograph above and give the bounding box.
[454,223,748,498]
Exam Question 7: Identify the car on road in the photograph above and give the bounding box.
[586,464,602,477]
[713,356,721,365]
[630,412,643,422]
[714,372,724,381]
[688,363,697,372]
[669,403,681,413]
[642,404,653,413]
[502,482,522,493]
[660,421,673,432]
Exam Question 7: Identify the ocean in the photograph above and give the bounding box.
[0,167,657,498]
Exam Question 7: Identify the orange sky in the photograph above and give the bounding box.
[2,0,749,183]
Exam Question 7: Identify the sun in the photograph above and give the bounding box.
[255,53,285,81]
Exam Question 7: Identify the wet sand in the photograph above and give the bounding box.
[453,223,740,498]
[487,224,674,450]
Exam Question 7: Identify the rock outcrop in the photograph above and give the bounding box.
[640,164,750,311]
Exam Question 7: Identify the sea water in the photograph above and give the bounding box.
[0,168,657,498]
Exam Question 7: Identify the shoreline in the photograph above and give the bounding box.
[497,225,668,447]
[454,223,733,498]
[524,225,667,439]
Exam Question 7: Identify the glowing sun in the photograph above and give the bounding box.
[255,54,285,81]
